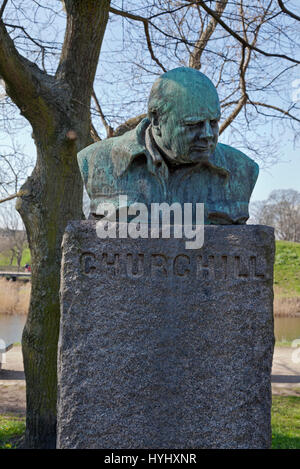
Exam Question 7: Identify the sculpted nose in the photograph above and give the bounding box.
[203,120,214,139]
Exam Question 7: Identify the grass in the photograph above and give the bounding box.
[272,396,300,449]
[0,396,298,449]
[0,248,31,269]
[0,415,25,449]
[275,340,294,347]
[274,241,300,298]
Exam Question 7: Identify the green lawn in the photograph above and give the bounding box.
[274,241,300,297]
[0,396,299,449]
[272,396,300,449]
[0,415,25,449]
[0,248,31,269]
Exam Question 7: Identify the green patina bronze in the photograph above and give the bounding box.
[78,67,259,224]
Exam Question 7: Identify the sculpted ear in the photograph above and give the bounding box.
[149,109,161,136]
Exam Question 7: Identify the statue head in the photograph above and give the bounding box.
[148,67,221,165]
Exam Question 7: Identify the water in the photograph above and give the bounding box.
[0,314,299,345]
[0,313,26,345]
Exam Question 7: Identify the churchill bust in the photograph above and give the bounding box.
[78,67,258,224]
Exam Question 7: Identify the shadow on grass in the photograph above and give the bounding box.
[272,433,300,449]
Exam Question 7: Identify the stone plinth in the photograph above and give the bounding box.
[57,222,275,449]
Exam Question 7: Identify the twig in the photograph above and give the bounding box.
[189,0,228,69]
[92,90,114,138]
[193,0,300,64]
[0,189,27,205]
[250,101,300,122]
[90,122,101,142]
[110,7,167,72]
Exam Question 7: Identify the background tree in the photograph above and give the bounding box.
[0,200,28,268]
[251,189,300,242]
[0,128,32,268]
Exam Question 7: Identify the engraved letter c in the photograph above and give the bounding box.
[173,254,190,277]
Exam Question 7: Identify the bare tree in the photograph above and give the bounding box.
[0,226,11,259]
[0,127,33,268]
[251,189,300,242]
[93,0,299,167]
[0,134,34,198]
[0,201,28,267]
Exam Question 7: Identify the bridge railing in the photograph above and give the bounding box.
[0,266,27,273]
[0,271,31,281]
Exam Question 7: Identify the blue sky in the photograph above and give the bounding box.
[252,145,299,201]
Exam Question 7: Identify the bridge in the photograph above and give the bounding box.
[0,272,31,282]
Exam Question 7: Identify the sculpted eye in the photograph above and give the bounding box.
[184,121,203,127]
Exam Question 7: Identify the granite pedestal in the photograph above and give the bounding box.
[57,221,275,449]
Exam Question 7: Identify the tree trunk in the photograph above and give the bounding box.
[1,0,111,448]
[17,125,87,448]
[9,251,15,266]
[17,250,22,269]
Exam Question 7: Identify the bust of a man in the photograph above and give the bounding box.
[78,67,258,224]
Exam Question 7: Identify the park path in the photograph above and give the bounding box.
[0,345,299,416]
[271,346,300,396]
[0,346,25,416]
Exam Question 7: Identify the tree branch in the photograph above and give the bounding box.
[0,0,8,19]
[4,22,48,72]
[0,20,55,128]
[278,0,300,22]
[219,40,249,134]
[92,90,114,138]
[219,0,274,133]
[189,0,228,69]
[109,7,167,72]
[250,101,300,122]
[56,0,111,102]
[194,0,300,64]
[0,189,27,205]
[90,122,101,142]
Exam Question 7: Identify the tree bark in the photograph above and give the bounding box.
[17,128,85,448]
[0,0,111,448]
[189,0,228,70]
[9,251,14,266]
[17,251,22,269]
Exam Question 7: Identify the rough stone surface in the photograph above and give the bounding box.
[57,221,275,449]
